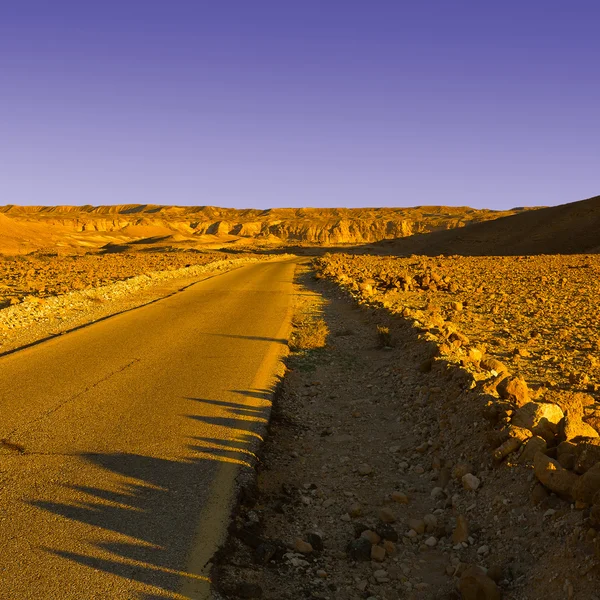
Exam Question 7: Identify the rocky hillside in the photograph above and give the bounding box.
[379,195,600,256]
[0,204,525,253]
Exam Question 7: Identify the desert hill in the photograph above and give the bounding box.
[379,194,600,256]
[0,204,524,254]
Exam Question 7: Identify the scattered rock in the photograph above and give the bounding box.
[453,515,469,543]
[462,473,481,491]
[458,565,501,600]
[481,357,509,375]
[391,491,409,504]
[533,452,579,499]
[346,537,372,561]
[357,464,373,476]
[572,463,600,504]
[361,530,381,545]
[379,507,396,523]
[562,411,599,442]
[496,375,530,406]
[370,545,386,562]
[293,538,313,554]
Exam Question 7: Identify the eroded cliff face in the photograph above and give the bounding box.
[0,204,525,253]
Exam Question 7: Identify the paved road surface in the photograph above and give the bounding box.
[0,259,296,599]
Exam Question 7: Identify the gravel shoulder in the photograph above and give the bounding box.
[0,255,268,355]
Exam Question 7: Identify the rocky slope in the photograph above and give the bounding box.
[0,205,525,254]
[378,195,600,256]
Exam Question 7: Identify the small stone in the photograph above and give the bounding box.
[375,522,398,542]
[294,539,313,554]
[423,514,437,532]
[358,464,373,476]
[383,540,397,555]
[254,542,277,565]
[379,507,396,523]
[431,486,445,499]
[477,545,490,555]
[458,565,501,600]
[462,473,481,491]
[453,462,473,480]
[361,530,381,545]
[480,357,509,374]
[346,537,372,561]
[452,515,469,543]
[468,347,483,362]
[451,301,463,311]
[407,518,425,534]
[348,503,362,518]
[424,536,437,547]
[305,531,324,552]
[391,491,409,504]
[371,545,386,562]
[316,569,327,578]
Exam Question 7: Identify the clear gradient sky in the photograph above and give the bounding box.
[1,1,598,209]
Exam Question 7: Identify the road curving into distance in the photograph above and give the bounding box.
[0,258,297,599]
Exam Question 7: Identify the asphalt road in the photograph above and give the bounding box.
[0,259,296,599]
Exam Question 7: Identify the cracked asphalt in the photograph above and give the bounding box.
[0,259,296,599]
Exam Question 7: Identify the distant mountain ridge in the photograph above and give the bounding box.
[0,204,527,253]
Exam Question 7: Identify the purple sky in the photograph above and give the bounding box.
[1,1,598,209]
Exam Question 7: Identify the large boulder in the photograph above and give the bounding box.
[550,391,595,419]
[533,452,579,499]
[511,401,563,442]
[574,438,600,474]
[496,376,530,407]
[572,463,600,504]
[561,410,599,442]
[519,436,547,464]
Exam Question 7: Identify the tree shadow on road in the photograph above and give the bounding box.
[29,388,274,599]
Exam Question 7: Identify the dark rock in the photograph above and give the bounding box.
[346,537,372,561]
[305,531,324,552]
[353,522,370,538]
[254,542,277,565]
[235,525,265,549]
[375,522,399,542]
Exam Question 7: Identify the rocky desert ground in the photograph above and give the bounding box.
[213,251,600,600]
